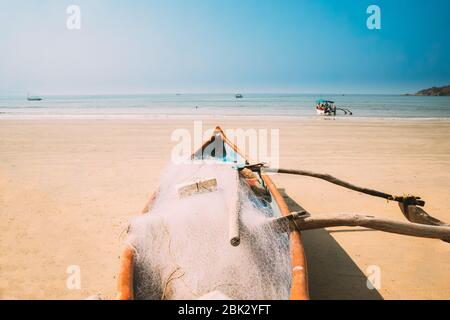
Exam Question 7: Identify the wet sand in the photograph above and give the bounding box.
[0,118,449,299]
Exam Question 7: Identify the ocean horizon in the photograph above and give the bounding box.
[1,93,450,119]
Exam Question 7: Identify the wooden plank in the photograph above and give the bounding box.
[262,174,309,300]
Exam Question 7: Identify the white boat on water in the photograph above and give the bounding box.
[27,93,42,101]
[316,99,336,115]
[315,99,353,116]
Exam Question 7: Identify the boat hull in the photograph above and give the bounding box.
[316,108,336,116]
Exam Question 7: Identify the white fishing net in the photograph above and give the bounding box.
[127,161,291,300]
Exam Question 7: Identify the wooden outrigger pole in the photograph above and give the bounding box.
[244,164,449,242]
[269,212,450,242]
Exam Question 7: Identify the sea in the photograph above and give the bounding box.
[1,94,450,119]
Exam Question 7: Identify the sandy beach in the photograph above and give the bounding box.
[1,118,449,300]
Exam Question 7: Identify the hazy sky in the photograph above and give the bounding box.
[1,0,450,95]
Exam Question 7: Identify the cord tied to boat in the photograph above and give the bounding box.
[271,211,311,233]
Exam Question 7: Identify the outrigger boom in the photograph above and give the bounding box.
[244,163,449,241]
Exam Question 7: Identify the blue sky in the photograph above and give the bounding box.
[0,0,449,94]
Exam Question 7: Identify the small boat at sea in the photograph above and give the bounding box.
[116,127,449,300]
[315,99,336,115]
[235,94,243,99]
[315,99,353,116]
[27,93,42,101]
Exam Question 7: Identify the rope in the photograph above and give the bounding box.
[156,213,201,299]
[161,267,185,300]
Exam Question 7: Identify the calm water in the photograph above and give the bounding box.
[1,94,450,119]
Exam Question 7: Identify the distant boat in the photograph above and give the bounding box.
[27,93,42,101]
[315,99,336,115]
[315,99,353,116]
[235,94,243,99]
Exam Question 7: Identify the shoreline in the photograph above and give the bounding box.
[2,115,450,122]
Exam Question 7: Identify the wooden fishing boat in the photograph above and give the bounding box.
[117,127,450,300]
[117,126,309,300]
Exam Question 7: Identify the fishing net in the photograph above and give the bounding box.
[126,161,291,300]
